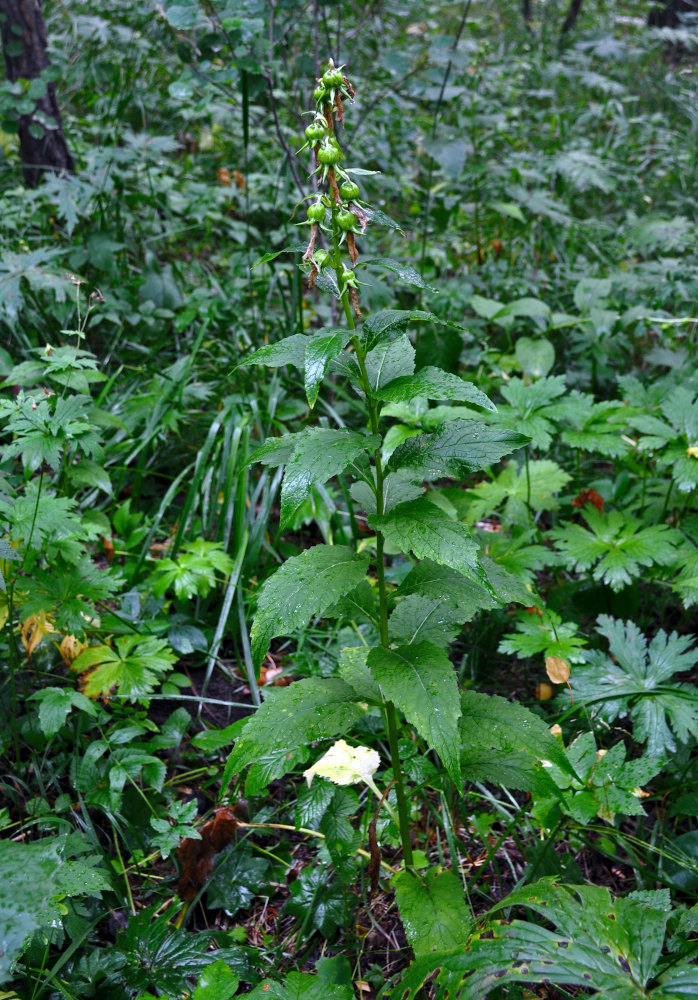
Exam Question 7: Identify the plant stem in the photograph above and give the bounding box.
[346,323,414,868]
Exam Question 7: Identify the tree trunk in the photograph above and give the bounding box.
[648,0,698,28]
[560,0,585,34]
[0,0,74,187]
[522,0,532,26]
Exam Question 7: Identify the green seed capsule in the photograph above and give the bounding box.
[337,209,356,231]
[317,140,342,165]
[339,180,360,201]
[307,203,325,222]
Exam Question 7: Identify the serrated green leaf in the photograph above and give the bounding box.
[246,971,352,1000]
[0,837,109,985]
[28,686,98,737]
[393,868,470,956]
[304,328,351,406]
[566,615,698,756]
[460,690,574,789]
[361,309,463,351]
[550,508,681,592]
[284,868,353,938]
[389,594,463,647]
[337,645,382,703]
[395,559,499,620]
[360,257,437,291]
[250,545,369,669]
[367,642,462,783]
[71,635,177,701]
[221,678,364,791]
[325,580,378,624]
[238,335,307,370]
[374,367,495,411]
[365,334,415,392]
[192,960,239,1000]
[280,428,377,529]
[370,496,490,590]
[389,420,528,480]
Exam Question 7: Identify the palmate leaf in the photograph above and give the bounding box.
[370,495,491,591]
[18,557,121,634]
[550,507,682,591]
[220,678,365,795]
[466,459,571,526]
[367,641,462,783]
[498,609,587,663]
[250,545,369,670]
[389,419,528,481]
[487,376,567,450]
[565,615,698,757]
[384,878,691,1000]
[534,733,662,826]
[71,635,178,701]
[629,387,698,493]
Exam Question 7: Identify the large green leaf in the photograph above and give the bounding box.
[279,428,378,529]
[238,334,307,369]
[393,868,470,956]
[304,328,352,407]
[221,678,365,794]
[360,257,437,291]
[250,545,369,669]
[460,690,574,792]
[395,559,499,619]
[364,334,415,391]
[388,594,463,648]
[361,309,464,352]
[374,367,494,412]
[384,878,691,1000]
[0,836,110,984]
[367,642,462,783]
[389,420,528,480]
[369,495,490,590]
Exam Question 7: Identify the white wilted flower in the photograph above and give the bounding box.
[303,739,381,793]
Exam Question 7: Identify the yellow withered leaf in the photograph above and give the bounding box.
[20,612,56,658]
[687,446,698,459]
[545,655,571,685]
[58,634,89,668]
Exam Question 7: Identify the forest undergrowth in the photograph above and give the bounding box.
[1,1,698,998]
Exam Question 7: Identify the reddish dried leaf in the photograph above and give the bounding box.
[572,487,604,512]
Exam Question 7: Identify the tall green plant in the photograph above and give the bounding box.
[218,59,564,864]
